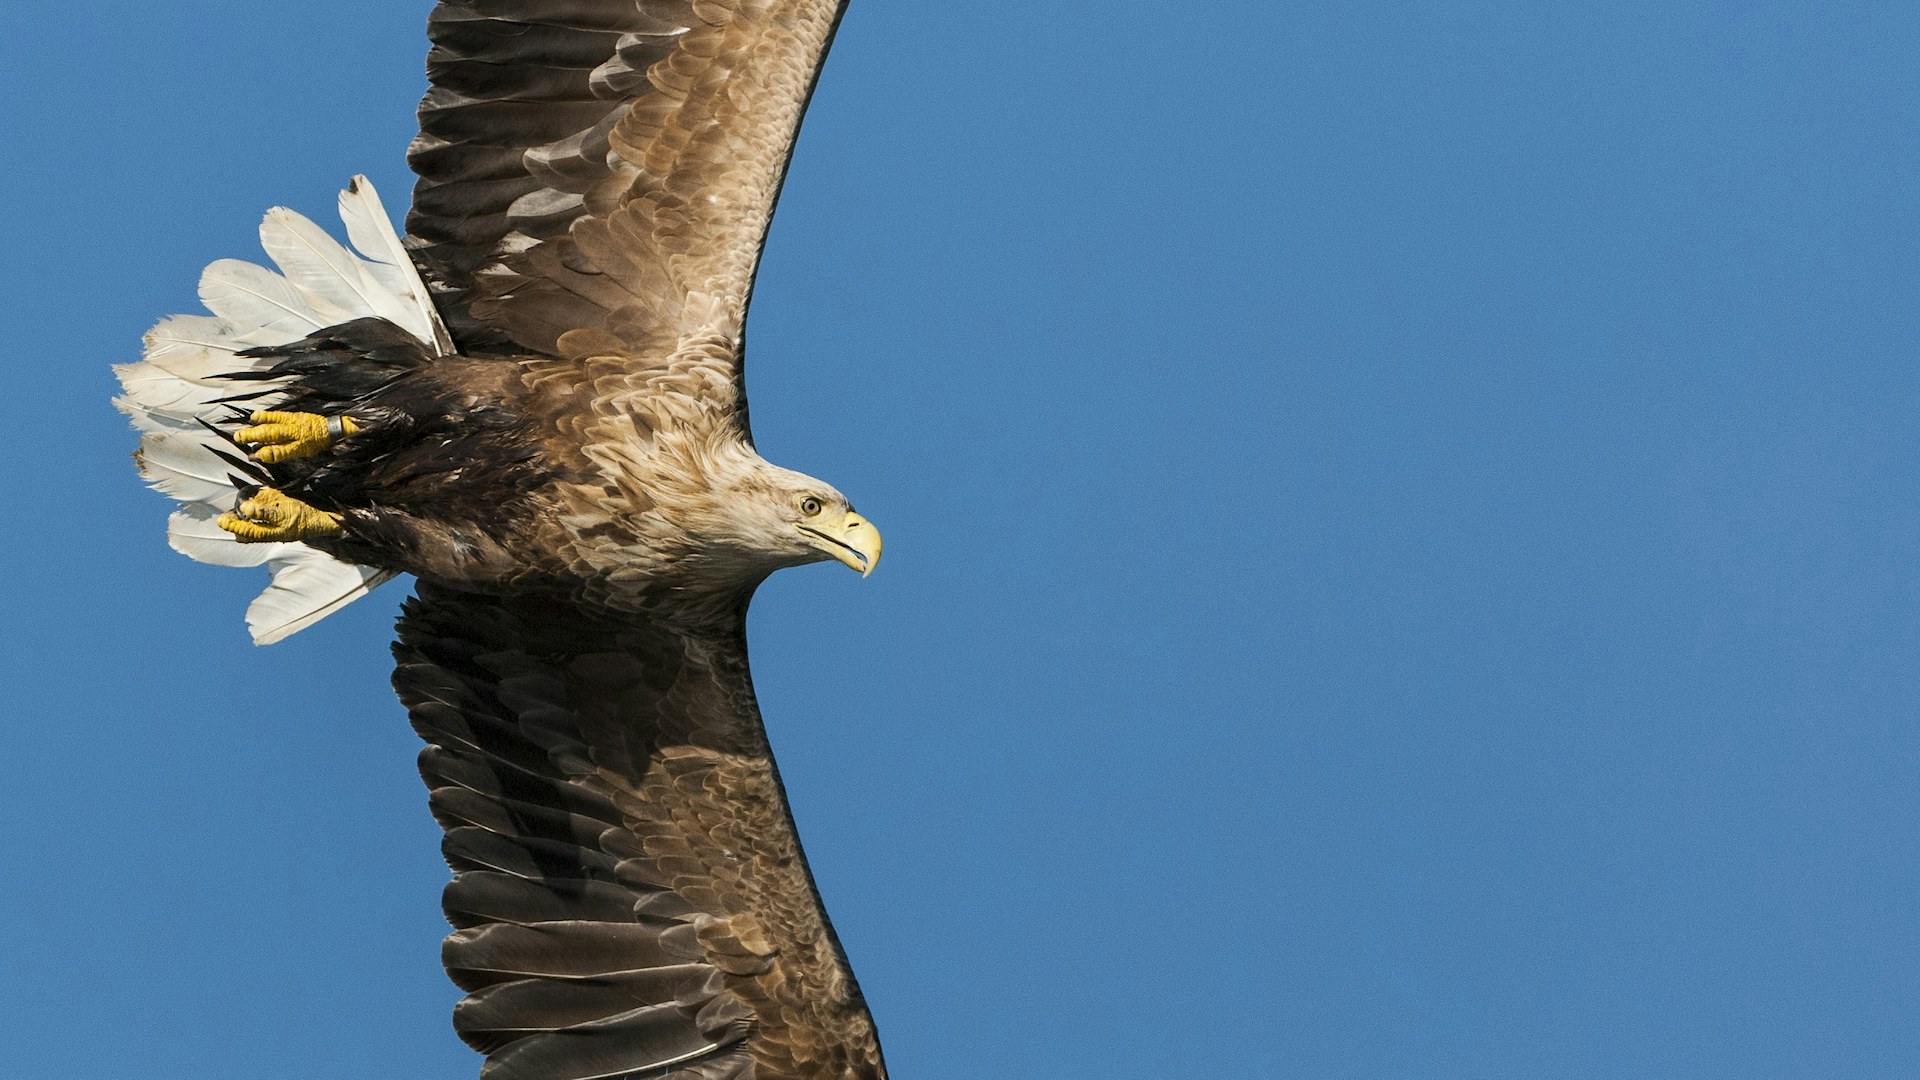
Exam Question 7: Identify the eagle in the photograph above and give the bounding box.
[113,2,892,1078]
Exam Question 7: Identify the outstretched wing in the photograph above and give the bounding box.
[395,583,887,1080]
[407,0,849,364]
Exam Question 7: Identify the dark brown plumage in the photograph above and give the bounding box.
[409,0,849,367]
[117,1,893,1077]
[398,585,884,1080]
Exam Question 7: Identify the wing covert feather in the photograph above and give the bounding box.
[406,0,850,365]
[394,584,887,1080]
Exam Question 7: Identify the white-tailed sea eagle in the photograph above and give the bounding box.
[113,2,891,1078]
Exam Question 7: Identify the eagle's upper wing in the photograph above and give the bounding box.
[406,0,848,363]
[396,583,887,1080]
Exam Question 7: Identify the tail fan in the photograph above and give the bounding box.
[115,176,449,644]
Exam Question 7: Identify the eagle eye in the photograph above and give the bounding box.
[799,496,823,517]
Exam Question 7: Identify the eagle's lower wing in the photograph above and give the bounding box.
[395,583,887,1080]
[406,0,848,365]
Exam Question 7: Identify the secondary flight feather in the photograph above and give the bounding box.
[114,2,889,1078]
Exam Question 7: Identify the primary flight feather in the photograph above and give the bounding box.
[114,2,890,1078]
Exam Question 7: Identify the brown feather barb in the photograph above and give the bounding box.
[410,0,850,367]
[400,587,885,1080]
[119,0,891,1076]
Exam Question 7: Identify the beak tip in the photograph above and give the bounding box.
[800,512,881,577]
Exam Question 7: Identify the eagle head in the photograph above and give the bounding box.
[661,447,882,582]
[736,462,882,578]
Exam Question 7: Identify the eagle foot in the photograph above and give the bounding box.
[217,487,344,543]
[235,410,360,464]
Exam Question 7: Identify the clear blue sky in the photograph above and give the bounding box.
[3,2,1917,1077]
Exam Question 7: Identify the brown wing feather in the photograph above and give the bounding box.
[406,0,849,365]
[395,583,888,1080]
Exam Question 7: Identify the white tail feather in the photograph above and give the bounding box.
[339,177,452,354]
[116,176,447,644]
[248,554,397,646]
[259,206,421,332]
[199,258,327,338]
[142,312,293,359]
[134,428,247,504]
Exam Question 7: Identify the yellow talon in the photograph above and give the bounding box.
[216,487,344,543]
[235,410,360,464]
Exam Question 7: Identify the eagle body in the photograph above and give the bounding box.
[113,1,896,1077]
[252,322,838,620]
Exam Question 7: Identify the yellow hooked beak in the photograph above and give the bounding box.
[798,510,883,577]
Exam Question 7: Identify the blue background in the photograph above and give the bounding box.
[4,2,1918,1076]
